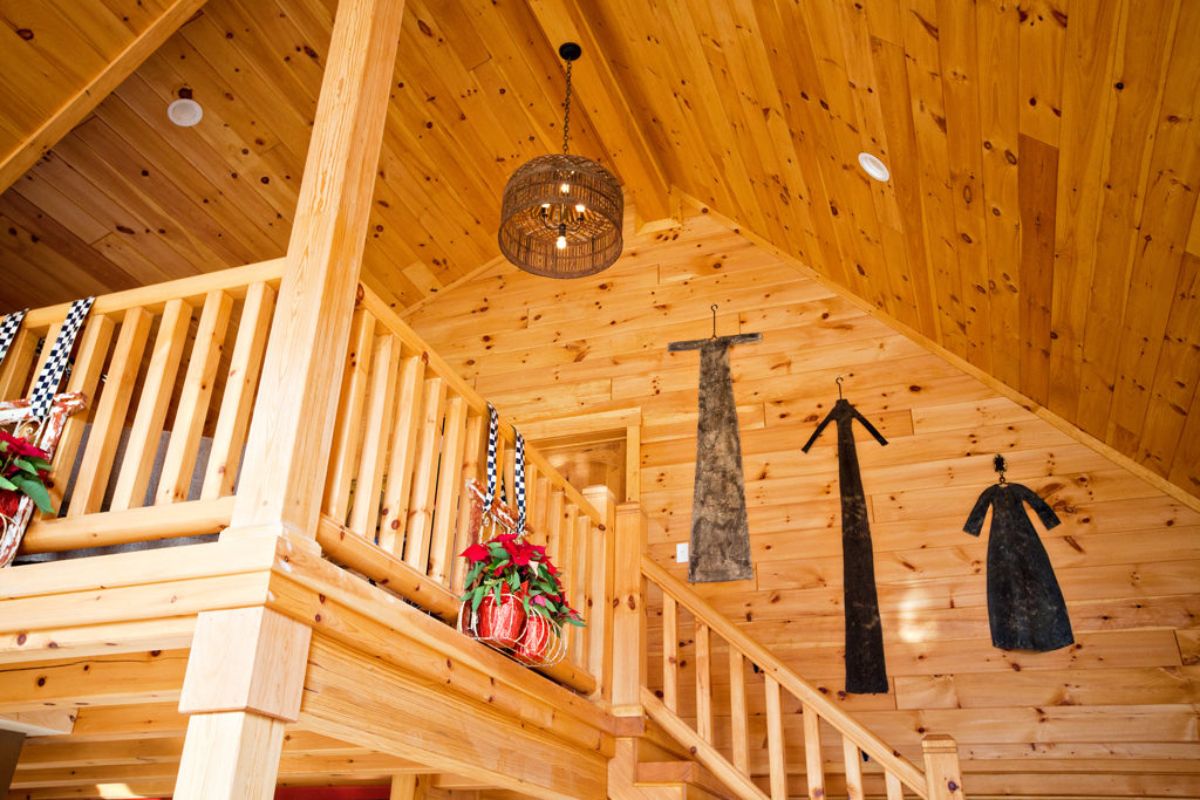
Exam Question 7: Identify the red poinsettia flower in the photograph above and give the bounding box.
[511,544,533,566]
[0,430,48,460]
[460,543,490,562]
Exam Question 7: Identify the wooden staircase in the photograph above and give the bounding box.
[609,506,967,800]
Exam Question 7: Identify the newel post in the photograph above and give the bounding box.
[582,485,617,701]
[611,502,647,716]
[226,0,407,542]
[174,0,407,798]
[922,735,966,799]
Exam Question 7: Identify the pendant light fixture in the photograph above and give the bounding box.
[498,43,624,278]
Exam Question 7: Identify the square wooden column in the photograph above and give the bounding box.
[173,608,312,800]
[228,0,407,541]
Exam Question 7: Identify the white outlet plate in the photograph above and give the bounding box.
[675,542,689,563]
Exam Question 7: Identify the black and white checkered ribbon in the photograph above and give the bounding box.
[513,431,526,533]
[483,403,500,513]
[29,297,93,420]
[0,309,28,368]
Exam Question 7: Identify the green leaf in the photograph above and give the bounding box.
[13,458,39,476]
[0,476,16,491]
[27,457,52,472]
[470,585,485,612]
[12,475,54,514]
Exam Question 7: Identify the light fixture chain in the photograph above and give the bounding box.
[562,60,573,155]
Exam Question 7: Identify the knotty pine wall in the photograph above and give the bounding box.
[406,210,1200,797]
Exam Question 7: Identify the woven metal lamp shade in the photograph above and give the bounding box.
[498,153,624,279]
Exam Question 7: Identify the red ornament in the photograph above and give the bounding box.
[475,592,526,648]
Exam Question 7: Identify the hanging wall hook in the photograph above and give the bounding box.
[835,375,844,399]
[993,453,1007,485]
[710,303,719,339]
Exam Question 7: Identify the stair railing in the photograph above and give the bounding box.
[612,504,965,800]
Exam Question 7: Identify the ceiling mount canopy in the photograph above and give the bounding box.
[498,42,624,279]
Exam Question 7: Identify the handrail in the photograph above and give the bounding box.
[641,555,930,796]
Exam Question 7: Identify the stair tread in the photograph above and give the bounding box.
[636,760,738,800]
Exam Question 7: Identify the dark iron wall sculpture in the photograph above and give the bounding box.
[802,389,889,694]
[964,455,1074,651]
[669,307,761,583]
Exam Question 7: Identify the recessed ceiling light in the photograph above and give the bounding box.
[858,152,890,183]
[167,98,203,127]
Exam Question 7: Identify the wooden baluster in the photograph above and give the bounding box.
[695,621,713,743]
[451,412,484,593]
[428,395,468,585]
[110,300,193,511]
[885,772,905,799]
[765,675,787,800]
[201,282,276,500]
[28,322,63,394]
[587,515,613,694]
[728,650,749,775]
[48,315,115,512]
[524,462,539,536]
[323,309,376,522]
[662,594,678,713]
[403,376,446,572]
[843,736,865,800]
[69,308,152,517]
[546,490,564,562]
[532,475,550,543]
[572,513,591,667]
[156,291,233,506]
[348,334,400,537]
[0,327,35,400]
[802,703,825,800]
[557,503,579,660]
[922,735,965,800]
[378,353,425,553]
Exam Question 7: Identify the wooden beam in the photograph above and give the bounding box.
[525,0,675,227]
[300,637,608,800]
[230,0,407,536]
[0,730,21,796]
[0,711,73,737]
[0,0,207,195]
[0,651,186,713]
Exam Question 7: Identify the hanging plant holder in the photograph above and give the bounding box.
[456,405,580,669]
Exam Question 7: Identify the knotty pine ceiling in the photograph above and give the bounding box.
[0,0,1197,500]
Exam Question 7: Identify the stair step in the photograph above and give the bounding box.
[636,761,739,800]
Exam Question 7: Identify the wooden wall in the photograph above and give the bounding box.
[406,209,1200,797]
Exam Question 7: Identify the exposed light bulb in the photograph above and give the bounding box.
[555,234,568,250]
[574,203,586,213]
[541,203,551,210]
[560,182,570,194]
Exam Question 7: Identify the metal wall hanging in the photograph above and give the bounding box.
[669,305,761,583]
[498,42,623,278]
[964,455,1074,651]
[801,378,889,694]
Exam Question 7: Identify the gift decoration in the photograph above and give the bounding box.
[0,298,95,567]
[669,304,762,583]
[801,378,890,694]
[964,455,1074,651]
[457,404,584,667]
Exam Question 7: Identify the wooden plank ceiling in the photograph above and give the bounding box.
[0,0,1197,501]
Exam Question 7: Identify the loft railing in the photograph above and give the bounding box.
[313,285,611,694]
[2,269,610,696]
[8,260,285,555]
[611,506,966,800]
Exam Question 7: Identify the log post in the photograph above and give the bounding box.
[226,0,407,541]
[611,502,646,716]
[583,485,616,701]
[173,608,312,799]
[922,734,966,800]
